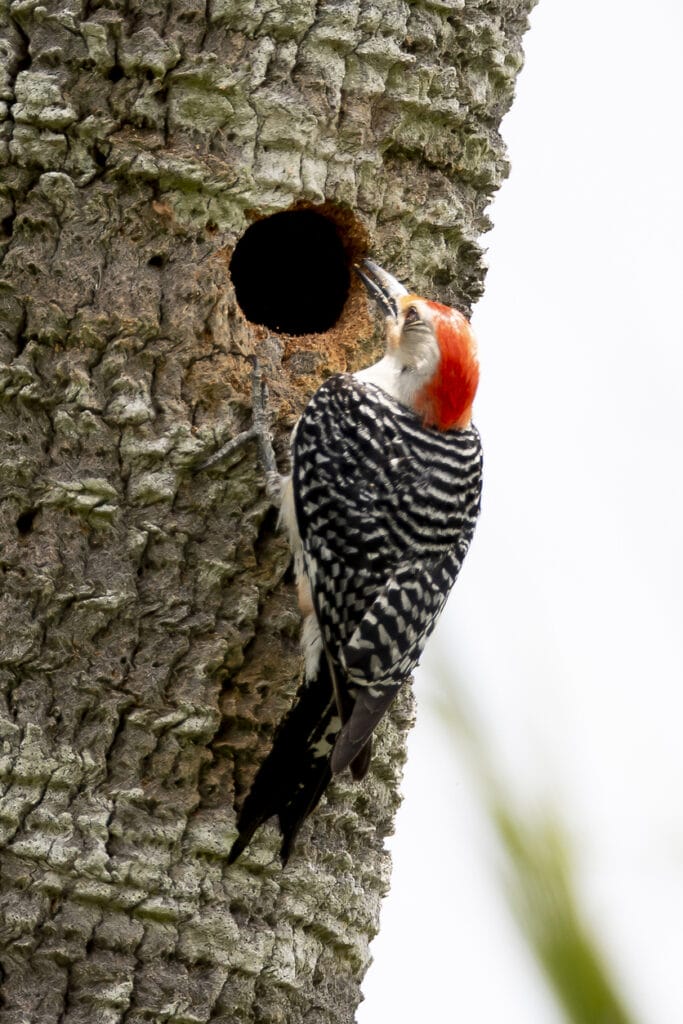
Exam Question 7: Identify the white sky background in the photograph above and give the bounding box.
[359,1,683,1021]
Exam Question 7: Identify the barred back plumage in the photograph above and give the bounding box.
[293,374,482,690]
[232,372,483,860]
[229,372,482,865]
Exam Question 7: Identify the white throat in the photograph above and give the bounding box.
[354,344,439,411]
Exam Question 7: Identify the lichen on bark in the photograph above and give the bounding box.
[0,0,535,1020]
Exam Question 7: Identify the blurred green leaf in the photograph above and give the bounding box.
[432,673,639,1024]
[495,808,637,1024]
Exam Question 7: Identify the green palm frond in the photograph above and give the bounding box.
[433,676,639,1024]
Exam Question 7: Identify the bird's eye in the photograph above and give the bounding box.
[404,305,420,326]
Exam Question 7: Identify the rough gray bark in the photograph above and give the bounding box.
[0,0,535,1021]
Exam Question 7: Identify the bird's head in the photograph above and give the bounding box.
[356,259,479,431]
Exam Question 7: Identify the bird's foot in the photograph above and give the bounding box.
[195,356,283,504]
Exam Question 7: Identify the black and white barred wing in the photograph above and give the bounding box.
[342,552,463,685]
[292,374,482,770]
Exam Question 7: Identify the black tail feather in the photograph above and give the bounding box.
[228,658,339,865]
[330,685,399,775]
[349,737,372,781]
[277,761,332,864]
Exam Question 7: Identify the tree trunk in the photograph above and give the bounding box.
[0,1,534,1020]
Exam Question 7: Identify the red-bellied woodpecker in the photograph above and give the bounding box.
[228,260,482,864]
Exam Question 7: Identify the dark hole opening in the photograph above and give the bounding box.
[148,254,165,269]
[230,209,350,335]
[16,508,38,535]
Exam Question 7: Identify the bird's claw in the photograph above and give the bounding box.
[194,356,281,499]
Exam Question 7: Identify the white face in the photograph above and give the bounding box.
[388,299,441,407]
[354,298,441,409]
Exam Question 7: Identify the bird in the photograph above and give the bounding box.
[228,259,483,865]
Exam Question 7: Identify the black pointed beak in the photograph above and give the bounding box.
[354,259,409,320]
